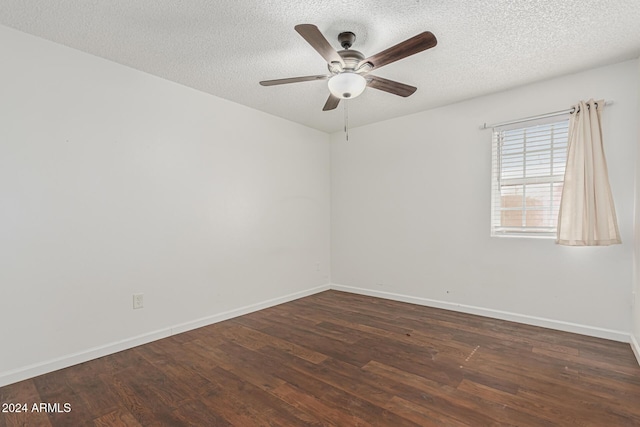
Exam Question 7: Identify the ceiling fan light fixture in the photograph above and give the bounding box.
[328,72,366,99]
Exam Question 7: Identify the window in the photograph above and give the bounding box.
[491,117,569,237]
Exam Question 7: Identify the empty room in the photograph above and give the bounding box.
[1,1,640,426]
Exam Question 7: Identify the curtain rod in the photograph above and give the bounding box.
[480,101,613,130]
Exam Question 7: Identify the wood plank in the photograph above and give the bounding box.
[0,380,52,427]
[92,408,142,427]
[384,396,474,427]
[271,382,369,427]
[199,366,318,426]
[250,346,421,426]
[100,369,185,426]
[362,360,512,426]
[32,369,95,427]
[1,290,639,425]
[171,400,231,427]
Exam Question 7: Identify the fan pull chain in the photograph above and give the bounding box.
[344,100,349,141]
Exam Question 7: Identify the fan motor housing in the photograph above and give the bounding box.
[328,49,364,72]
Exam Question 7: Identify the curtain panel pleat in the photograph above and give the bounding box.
[556,99,621,246]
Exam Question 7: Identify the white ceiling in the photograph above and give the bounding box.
[1,1,639,133]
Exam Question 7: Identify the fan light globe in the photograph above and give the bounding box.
[328,73,366,99]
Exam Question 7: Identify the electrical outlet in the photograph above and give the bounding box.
[133,293,144,309]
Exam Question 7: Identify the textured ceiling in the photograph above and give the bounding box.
[1,1,639,133]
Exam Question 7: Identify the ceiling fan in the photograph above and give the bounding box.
[259,24,437,111]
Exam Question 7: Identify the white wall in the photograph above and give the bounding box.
[0,25,331,386]
[633,59,640,363]
[332,60,638,341]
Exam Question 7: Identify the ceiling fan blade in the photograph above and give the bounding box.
[359,31,437,71]
[366,75,417,97]
[322,94,340,111]
[295,24,345,66]
[259,75,329,86]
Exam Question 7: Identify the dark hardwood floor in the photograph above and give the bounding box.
[2,290,640,426]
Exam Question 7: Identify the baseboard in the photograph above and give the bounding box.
[331,284,630,343]
[631,334,640,366]
[168,284,329,335]
[0,284,330,388]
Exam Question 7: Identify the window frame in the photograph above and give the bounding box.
[490,115,570,238]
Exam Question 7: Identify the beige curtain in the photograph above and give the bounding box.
[556,99,621,246]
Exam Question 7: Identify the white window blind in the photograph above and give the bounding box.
[491,117,569,237]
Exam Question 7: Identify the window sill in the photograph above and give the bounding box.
[491,233,556,240]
